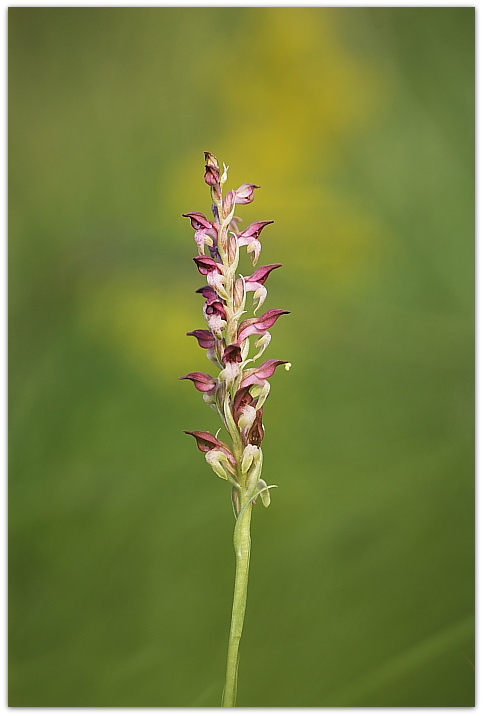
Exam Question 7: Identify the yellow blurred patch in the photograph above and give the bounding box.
[171,7,390,291]
[78,276,199,386]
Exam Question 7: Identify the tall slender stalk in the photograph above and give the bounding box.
[180,152,290,707]
[222,498,252,707]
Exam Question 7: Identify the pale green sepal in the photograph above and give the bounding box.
[255,381,271,410]
[205,449,236,481]
[257,479,271,507]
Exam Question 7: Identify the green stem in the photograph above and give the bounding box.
[222,496,253,707]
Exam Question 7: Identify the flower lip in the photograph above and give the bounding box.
[223,344,242,364]
[187,330,215,349]
[233,386,256,422]
[205,300,227,319]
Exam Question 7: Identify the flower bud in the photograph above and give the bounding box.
[241,444,260,474]
[222,190,236,219]
[204,151,220,187]
[234,278,245,312]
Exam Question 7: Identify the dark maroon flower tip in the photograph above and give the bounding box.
[240,360,289,388]
[193,255,223,275]
[247,409,265,447]
[179,372,216,392]
[238,220,274,241]
[196,285,218,301]
[187,330,215,349]
[184,430,237,465]
[205,300,227,319]
[246,264,282,286]
[182,212,214,231]
[223,344,242,364]
[184,430,224,452]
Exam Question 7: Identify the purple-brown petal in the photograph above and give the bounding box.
[182,212,214,231]
[254,309,290,331]
[179,372,217,392]
[238,220,274,241]
[240,360,289,388]
[184,430,223,452]
[193,255,223,275]
[196,285,218,301]
[237,309,290,343]
[247,409,265,446]
[205,299,227,319]
[246,263,282,285]
[187,330,215,349]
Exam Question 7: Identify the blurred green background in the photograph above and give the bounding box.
[9,7,474,707]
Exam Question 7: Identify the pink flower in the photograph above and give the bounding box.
[244,264,283,312]
[233,386,256,424]
[237,309,290,344]
[183,212,218,255]
[204,299,227,320]
[240,360,289,388]
[179,372,217,393]
[233,386,265,446]
[182,212,215,232]
[184,430,237,465]
[237,221,274,266]
[233,184,260,205]
[187,330,215,349]
[238,221,274,242]
[245,264,282,286]
[193,256,223,276]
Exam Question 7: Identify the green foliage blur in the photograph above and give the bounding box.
[9,7,474,707]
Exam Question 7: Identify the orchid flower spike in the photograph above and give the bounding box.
[179,152,291,708]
